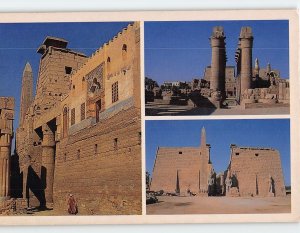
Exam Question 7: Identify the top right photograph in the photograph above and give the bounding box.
[145,20,289,116]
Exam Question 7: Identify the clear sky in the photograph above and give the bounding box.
[146,119,290,186]
[0,22,130,135]
[145,20,289,85]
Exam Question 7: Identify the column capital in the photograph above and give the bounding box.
[0,134,12,148]
[239,37,253,48]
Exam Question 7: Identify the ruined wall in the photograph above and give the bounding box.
[228,146,286,197]
[203,66,236,98]
[225,66,236,97]
[256,67,281,80]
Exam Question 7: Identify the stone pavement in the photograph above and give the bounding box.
[146,102,289,116]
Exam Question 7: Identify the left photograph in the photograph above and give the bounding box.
[0,21,142,215]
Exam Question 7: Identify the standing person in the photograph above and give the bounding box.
[67,194,78,215]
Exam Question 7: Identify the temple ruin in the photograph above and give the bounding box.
[1,22,142,215]
[145,26,290,111]
[150,128,287,198]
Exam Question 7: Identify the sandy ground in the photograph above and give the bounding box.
[146,195,291,215]
[145,102,289,116]
[8,195,291,216]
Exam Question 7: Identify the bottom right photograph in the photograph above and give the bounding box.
[145,119,291,215]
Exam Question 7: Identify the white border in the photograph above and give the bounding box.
[0,10,298,225]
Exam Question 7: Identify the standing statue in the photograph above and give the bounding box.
[207,169,215,196]
[268,175,274,195]
[208,169,215,186]
[225,175,232,194]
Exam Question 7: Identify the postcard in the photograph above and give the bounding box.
[0,10,299,225]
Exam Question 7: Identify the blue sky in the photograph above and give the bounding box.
[146,119,291,186]
[145,20,289,85]
[0,22,130,134]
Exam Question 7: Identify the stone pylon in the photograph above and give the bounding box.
[239,27,254,96]
[19,62,33,126]
[210,26,226,99]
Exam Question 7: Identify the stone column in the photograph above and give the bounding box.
[0,134,11,199]
[239,27,253,96]
[22,167,28,199]
[41,124,55,205]
[210,26,226,98]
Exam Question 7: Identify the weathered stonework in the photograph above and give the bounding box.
[0,97,14,200]
[226,145,286,197]
[14,22,141,215]
[150,128,286,198]
[210,26,226,102]
[151,128,214,196]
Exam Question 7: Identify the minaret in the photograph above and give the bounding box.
[254,58,260,76]
[210,26,226,98]
[19,62,33,126]
[239,27,254,96]
[201,127,206,148]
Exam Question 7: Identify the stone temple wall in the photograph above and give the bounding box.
[16,113,43,207]
[54,106,141,215]
[13,22,142,215]
[34,40,87,115]
[151,146,212,195]
[228,146,286,197]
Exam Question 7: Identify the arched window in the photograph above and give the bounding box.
[122,44,127,52]
[122,44,127,60]
[107,57,111,72]
[82,77,85,90]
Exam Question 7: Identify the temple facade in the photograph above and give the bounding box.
[150,128,286,198]
[13,22,141,215]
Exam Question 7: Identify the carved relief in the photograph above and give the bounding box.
[86,63,104,97]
